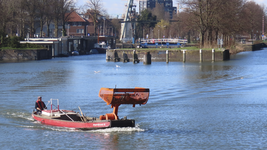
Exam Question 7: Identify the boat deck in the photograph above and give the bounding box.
[34,111,102,122]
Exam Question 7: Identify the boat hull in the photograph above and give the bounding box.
[32,113,135,130]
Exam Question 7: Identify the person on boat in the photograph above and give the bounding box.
[35,96,47,114]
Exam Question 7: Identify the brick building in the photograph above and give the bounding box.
[66,11,114,37]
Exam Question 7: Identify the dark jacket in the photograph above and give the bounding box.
[35,100,47,111]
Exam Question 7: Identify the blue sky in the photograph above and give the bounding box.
[76,0,131,17]
[76,0,265,18]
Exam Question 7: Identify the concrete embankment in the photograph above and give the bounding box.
[252,43,267,51]
[106,49,230,64]
[0,49,51,62]
[232,43,267,54]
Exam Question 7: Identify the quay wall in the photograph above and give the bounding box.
[106,49,230,63]
[252,43,267,51]
[0,49,52,62]
[234,43,267,54]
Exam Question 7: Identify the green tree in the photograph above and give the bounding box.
[136,9,157,39]
[155,20,169,39]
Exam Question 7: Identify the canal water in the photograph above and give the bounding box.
[1,48,267,149]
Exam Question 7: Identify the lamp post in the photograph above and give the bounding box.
[68,24,70,36]
[86,25,88,36]
[102,17,106,36]
[163,25,166,38]
[152,29,154,39]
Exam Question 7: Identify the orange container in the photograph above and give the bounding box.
[99,115,106,120]
[105,113,115,120]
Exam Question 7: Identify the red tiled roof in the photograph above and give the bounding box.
[66,11,86,22]
[86,18,94,23]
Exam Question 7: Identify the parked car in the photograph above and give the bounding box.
[72,51,79,55]
[137,44,148,48]
[90,49,99,54]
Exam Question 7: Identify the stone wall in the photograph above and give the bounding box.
[0,49,51,62]
[106,49,230,63]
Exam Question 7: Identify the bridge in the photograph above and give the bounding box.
[139,38,188,48]
[141,38,187,44]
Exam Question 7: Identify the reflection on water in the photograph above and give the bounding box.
[1,49,267,149]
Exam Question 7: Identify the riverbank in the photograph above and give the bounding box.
[0,49,51,62]
[106,49,230,63]
[230,43,267,54]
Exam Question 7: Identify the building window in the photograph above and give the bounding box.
[77,29,84,34]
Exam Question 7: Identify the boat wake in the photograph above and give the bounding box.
[87,125,145,133]
[6,111,34,121]
[30,121,145,133]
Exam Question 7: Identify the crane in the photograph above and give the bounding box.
[120,0,137,43]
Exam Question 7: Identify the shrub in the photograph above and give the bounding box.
[8,36,22,48]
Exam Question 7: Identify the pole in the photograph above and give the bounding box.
[78,106,87,122]
[68,24,69,36]
[104,18,105,36]
[262,15,265,40]
[200,49,202,62]
[212,49,215,62]
[183,50,186,62]
[166,50,169,63]
[86,25,87,36]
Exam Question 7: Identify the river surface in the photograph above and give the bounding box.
[1,48,267,149]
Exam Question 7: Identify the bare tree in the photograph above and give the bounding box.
[59,0,75,36]
[178,0,245,47]
[44,0,54,37]
[0,0,16,35]
[111,19,121,38]
[86,0,103,36]
[241,1,264,39]
[21,0,38,38]
[36,0,47,37]
[151,2,170,21]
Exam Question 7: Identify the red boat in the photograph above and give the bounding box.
[32,87,149,130]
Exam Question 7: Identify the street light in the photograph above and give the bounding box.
[86,25,88,36]
[102,17,106,36]
[158,25,160,39]
[163,25,166,38]
[68,24,70,36]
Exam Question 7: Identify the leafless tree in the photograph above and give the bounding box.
[178,0,246,48]
[44,0,54,37]
[240,1,264,39]
[59,0,75,36]
[86,0,103,36]
[111,19,121,38]
[21,0,38,38]
[151,2,170,21]
[36,0,47,37]
[0,0,17,36]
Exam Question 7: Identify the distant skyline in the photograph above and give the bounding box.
[76,0,266,18]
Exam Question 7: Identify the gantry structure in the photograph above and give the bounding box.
[120,0,137,43]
